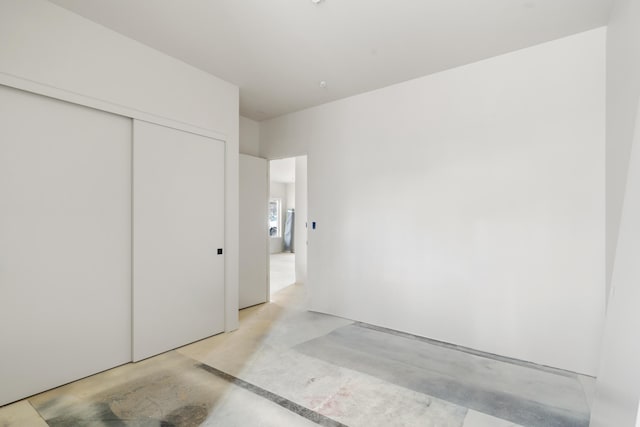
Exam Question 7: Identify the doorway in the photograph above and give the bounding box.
[269,156,307,296]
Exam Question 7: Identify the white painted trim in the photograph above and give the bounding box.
[0,72,227,142]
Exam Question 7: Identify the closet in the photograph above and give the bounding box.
[0,85,225,405]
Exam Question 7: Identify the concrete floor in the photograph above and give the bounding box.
[270,251,296,295]
[0,283,595,426]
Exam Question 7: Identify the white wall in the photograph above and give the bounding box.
[590,0,640,424]
[295,156,308,284]
[0,0,240,331]
[260,28,606,375]
[286,183,296,210]
[605,0,640,293]
[240,116,261,156]
[591,102,640,427]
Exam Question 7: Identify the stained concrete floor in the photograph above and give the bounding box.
[0,282,595,427]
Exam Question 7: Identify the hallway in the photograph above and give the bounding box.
[0,284,595,427]
[270,252,296,295]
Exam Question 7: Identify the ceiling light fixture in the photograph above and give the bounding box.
[319,81,327,89]
[311,0,324,4]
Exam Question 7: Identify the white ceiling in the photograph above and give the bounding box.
[270,158,296,184]
[49,0,612,121]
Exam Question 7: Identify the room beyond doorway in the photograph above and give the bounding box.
[269,156,307,296]
[270,253,295,294]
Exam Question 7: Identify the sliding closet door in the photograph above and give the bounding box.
[133,120,225,362]
[0,86,132,406]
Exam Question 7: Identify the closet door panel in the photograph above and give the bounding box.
[133,120,225,362]
[0,85,132,406]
